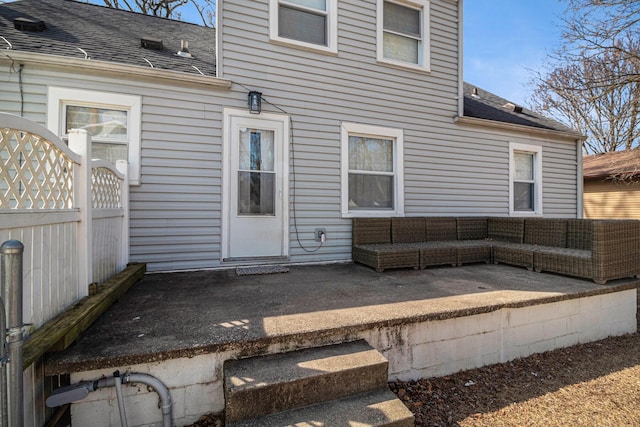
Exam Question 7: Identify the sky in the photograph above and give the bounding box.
[463,0,566,107]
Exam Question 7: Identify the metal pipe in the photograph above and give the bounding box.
[1,240,24,427]
[123,373,173,427]
[114,371,129,427]
[0,296,7,427]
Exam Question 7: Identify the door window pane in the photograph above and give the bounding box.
[349,136,393,172]
[238,172,275,215]
[239,129,274,172]
[279,5,327,45]
[348,174,394,209]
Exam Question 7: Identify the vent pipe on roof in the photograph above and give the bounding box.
[177,40,192,58]
[14,17,46,32]
[471,87,480,98]
[503,102,523,114]
[141,37,163,50]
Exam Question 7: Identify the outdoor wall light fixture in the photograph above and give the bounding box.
[248,91,262,114]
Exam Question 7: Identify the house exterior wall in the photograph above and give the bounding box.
[584,179,640,219]
[0,0,580,272]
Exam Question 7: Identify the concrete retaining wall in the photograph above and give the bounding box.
[69,288,637,426]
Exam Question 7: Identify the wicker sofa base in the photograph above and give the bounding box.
[352,217,640,284]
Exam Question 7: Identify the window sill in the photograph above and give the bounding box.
[270,37,338,56]
[510,211,543,218]
[376,58,431,74]
[342,211,404,218]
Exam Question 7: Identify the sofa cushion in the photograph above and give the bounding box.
[352,218,391,245]
[488,217,524,243]
[567,219,592,250]
[392,218,426,243]
[456,217,488,240]
[425,217,457,241]
[524,218,567,247]
[534,246,593,279]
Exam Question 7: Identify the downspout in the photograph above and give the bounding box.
[576,139,584,218]
[0,240,24,427]
[457,0,465,118]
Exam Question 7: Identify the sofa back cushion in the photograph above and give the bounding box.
[488,217,524,243]
[456,217,488,240]
[392,217,426,243]
[425,217,457,241]
[567,219,592,250]
[352,218,391,245]
[524,218,568,247]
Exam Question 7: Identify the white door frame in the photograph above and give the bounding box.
[221,108,290,261]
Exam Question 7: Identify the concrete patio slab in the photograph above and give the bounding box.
[45,263,638,376]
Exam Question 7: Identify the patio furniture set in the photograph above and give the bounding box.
[352,217,640,285]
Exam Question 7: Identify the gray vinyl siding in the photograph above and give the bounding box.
[0,0,579,272]
[0,64,233,272]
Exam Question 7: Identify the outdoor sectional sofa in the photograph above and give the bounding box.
[352,217,640,285]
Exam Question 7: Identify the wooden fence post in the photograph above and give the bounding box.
[68,130,92,298]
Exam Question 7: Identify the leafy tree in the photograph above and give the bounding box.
[531,0,640,153]
[100,0,215,27]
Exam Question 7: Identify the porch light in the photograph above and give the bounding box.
[248,91,262,114]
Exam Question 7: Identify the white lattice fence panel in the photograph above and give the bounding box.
[91,166,121,209]
[0,127,74,209]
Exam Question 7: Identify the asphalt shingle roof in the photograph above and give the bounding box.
[583,150,640,179]
[0,0,216,76]
[462,82,577,134]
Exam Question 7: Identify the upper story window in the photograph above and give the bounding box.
[509,142,543,216]
[341,123,405,217]
[270,0,338,54]
[377,0,430,71]
[47,87,142,185]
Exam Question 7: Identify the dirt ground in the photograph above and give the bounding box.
[389,332,640,427]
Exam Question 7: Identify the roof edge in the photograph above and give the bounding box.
[454,115,586,141]
[0,50,231,89]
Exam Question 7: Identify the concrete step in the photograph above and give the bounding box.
[224,340,390,423]
[227,388,415,427]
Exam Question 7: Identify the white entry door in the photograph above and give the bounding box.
[223,110,289,260]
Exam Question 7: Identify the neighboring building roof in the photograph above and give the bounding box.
[462,82,578,134]
[583,150,640,180]
[0,0,215,76]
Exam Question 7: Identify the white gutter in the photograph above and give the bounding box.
[0,50,232,89]
[454,115,586,142]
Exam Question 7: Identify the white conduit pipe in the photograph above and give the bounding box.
[46,372,173,427]
[114,372,129,427]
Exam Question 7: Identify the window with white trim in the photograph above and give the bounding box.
[341,123,404,216]
[47,87,142,185]
[509,142,542,216]
[269,0,338,54]
[378,0,430,71]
